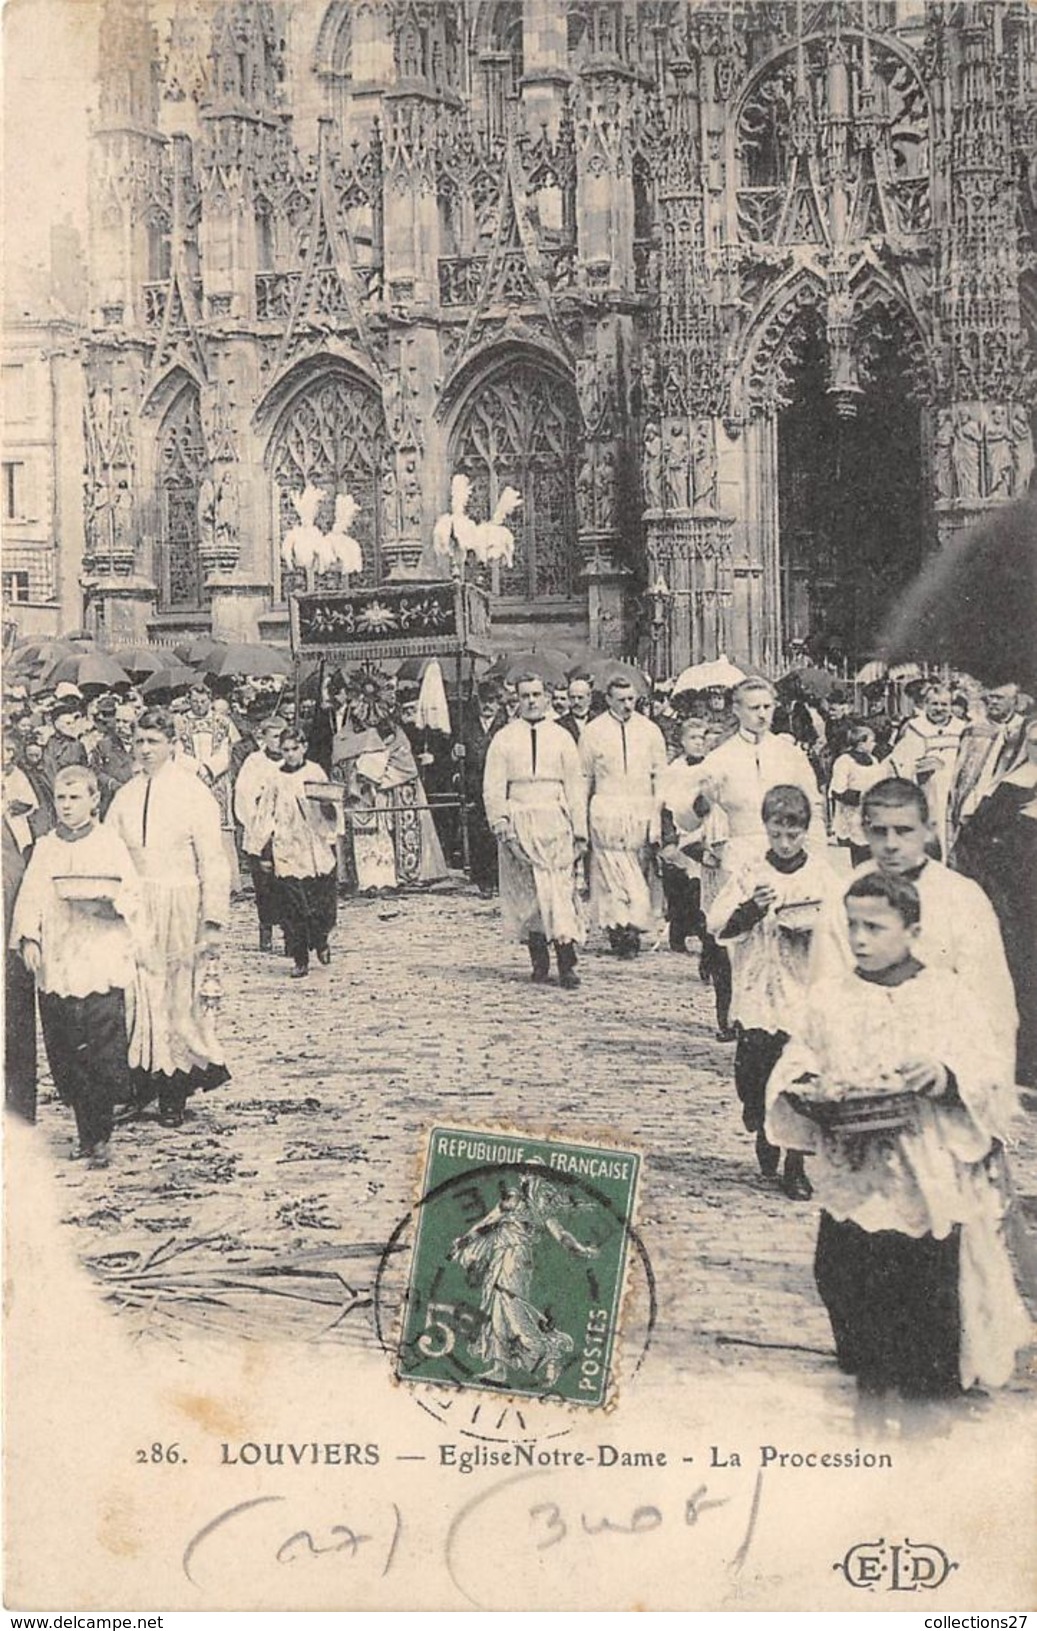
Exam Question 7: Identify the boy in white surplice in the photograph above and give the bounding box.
[12,766,140,1166]
[248,728,337,979]
[767,870,1031,1400]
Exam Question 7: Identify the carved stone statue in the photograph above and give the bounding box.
[984,403,1015,499]
[381,464,400,538]
[950,405,984,502]
[592,444,616,531]
[664,418,690,511]
[933,407,955,504]
[214,473,239,551]
[1011,405,1035,495]
[643,420,663,510]
[400,453,422,533]
[691,418,718,515]
[197,475,218,553]
[576,455,594,532]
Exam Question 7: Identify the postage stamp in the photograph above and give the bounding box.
[395,1127,641,1407]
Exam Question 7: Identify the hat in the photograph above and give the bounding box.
[94,695,118,718]
[54,682,83,700]
[52,699,82,721]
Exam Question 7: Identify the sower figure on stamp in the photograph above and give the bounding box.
[448,1176,599,1387]
[579,677,668,958]
[482,672,587,989]
[11,766,140,1168]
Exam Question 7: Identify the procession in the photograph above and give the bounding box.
[3,0,1037,1500]
[4,493,1036,1418]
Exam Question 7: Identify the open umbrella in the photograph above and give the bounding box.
[9,638,77,673]
[113,646,169,680]
[584,655,651,698]
[202,642,292,679]
[488,649,569,689]
[43,652,132,691]
[140,663,198,698]
[854,660,887,684]
[879,492,1037,692]
[777,664,837,700]
[174,636,226,665]
[671,655,746,695]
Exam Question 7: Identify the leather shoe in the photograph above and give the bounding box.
[781,1170,813,1202]
[316,946,331,966]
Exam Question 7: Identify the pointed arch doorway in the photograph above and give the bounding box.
[776,311,931,668]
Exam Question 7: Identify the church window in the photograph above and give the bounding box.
[157,387,209,611]
[270,372,388,595]
[451,360,580,602]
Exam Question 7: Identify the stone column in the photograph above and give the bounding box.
[203,340,273,640]
[642,414,735,672]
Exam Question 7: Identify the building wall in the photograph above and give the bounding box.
[81,0,1037,669]
[1,319,86,639]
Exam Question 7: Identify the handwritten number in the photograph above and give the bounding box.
[685,1486,729,1526]
[530,1501,568,1551]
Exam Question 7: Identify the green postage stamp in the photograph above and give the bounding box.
[396,1127,641,1407]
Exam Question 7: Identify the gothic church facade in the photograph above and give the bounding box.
[83,0,1037,671]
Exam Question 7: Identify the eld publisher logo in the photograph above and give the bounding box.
[835,1538,959,1591]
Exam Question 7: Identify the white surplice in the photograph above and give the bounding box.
[809,857,1018,1082]
[766,965,1032,1390]
[579,711,667,932]
[670,729,825,872]
[106,760,229,1083]
[483,718,586,945]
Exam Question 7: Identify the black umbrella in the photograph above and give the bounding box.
[879,492,1037,693]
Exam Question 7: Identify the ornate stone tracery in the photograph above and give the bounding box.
[81,0,1037,660]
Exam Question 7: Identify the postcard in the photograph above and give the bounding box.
[3,0,1036,1615]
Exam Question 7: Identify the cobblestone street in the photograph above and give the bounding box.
[35,876,1037,1400]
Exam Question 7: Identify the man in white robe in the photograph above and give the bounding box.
[106,710,230,1128]
[579,678,668,957]
[888,683,966,861]
[483,673,586,989]
[668,677,824,876]
[809,777,1017,1082]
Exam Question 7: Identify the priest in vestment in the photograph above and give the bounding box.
[579,677,668,957]
[106,708,230,1127]
[483,673,586,988]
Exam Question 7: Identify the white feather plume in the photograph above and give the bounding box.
[490,486,522,526]
[333,492,360,536]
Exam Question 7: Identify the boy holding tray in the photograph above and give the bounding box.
[10,766,140,1168]
[767,871,1031,1401]
[706,784,838,1199]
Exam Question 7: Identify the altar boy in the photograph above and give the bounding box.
[707,784,838,1198]
[767,872,1030,1400]
[10,766,140,1167]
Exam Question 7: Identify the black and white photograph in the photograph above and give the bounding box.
[2,0,1036,1614]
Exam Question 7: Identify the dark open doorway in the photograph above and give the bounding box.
[777,314,928,669]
